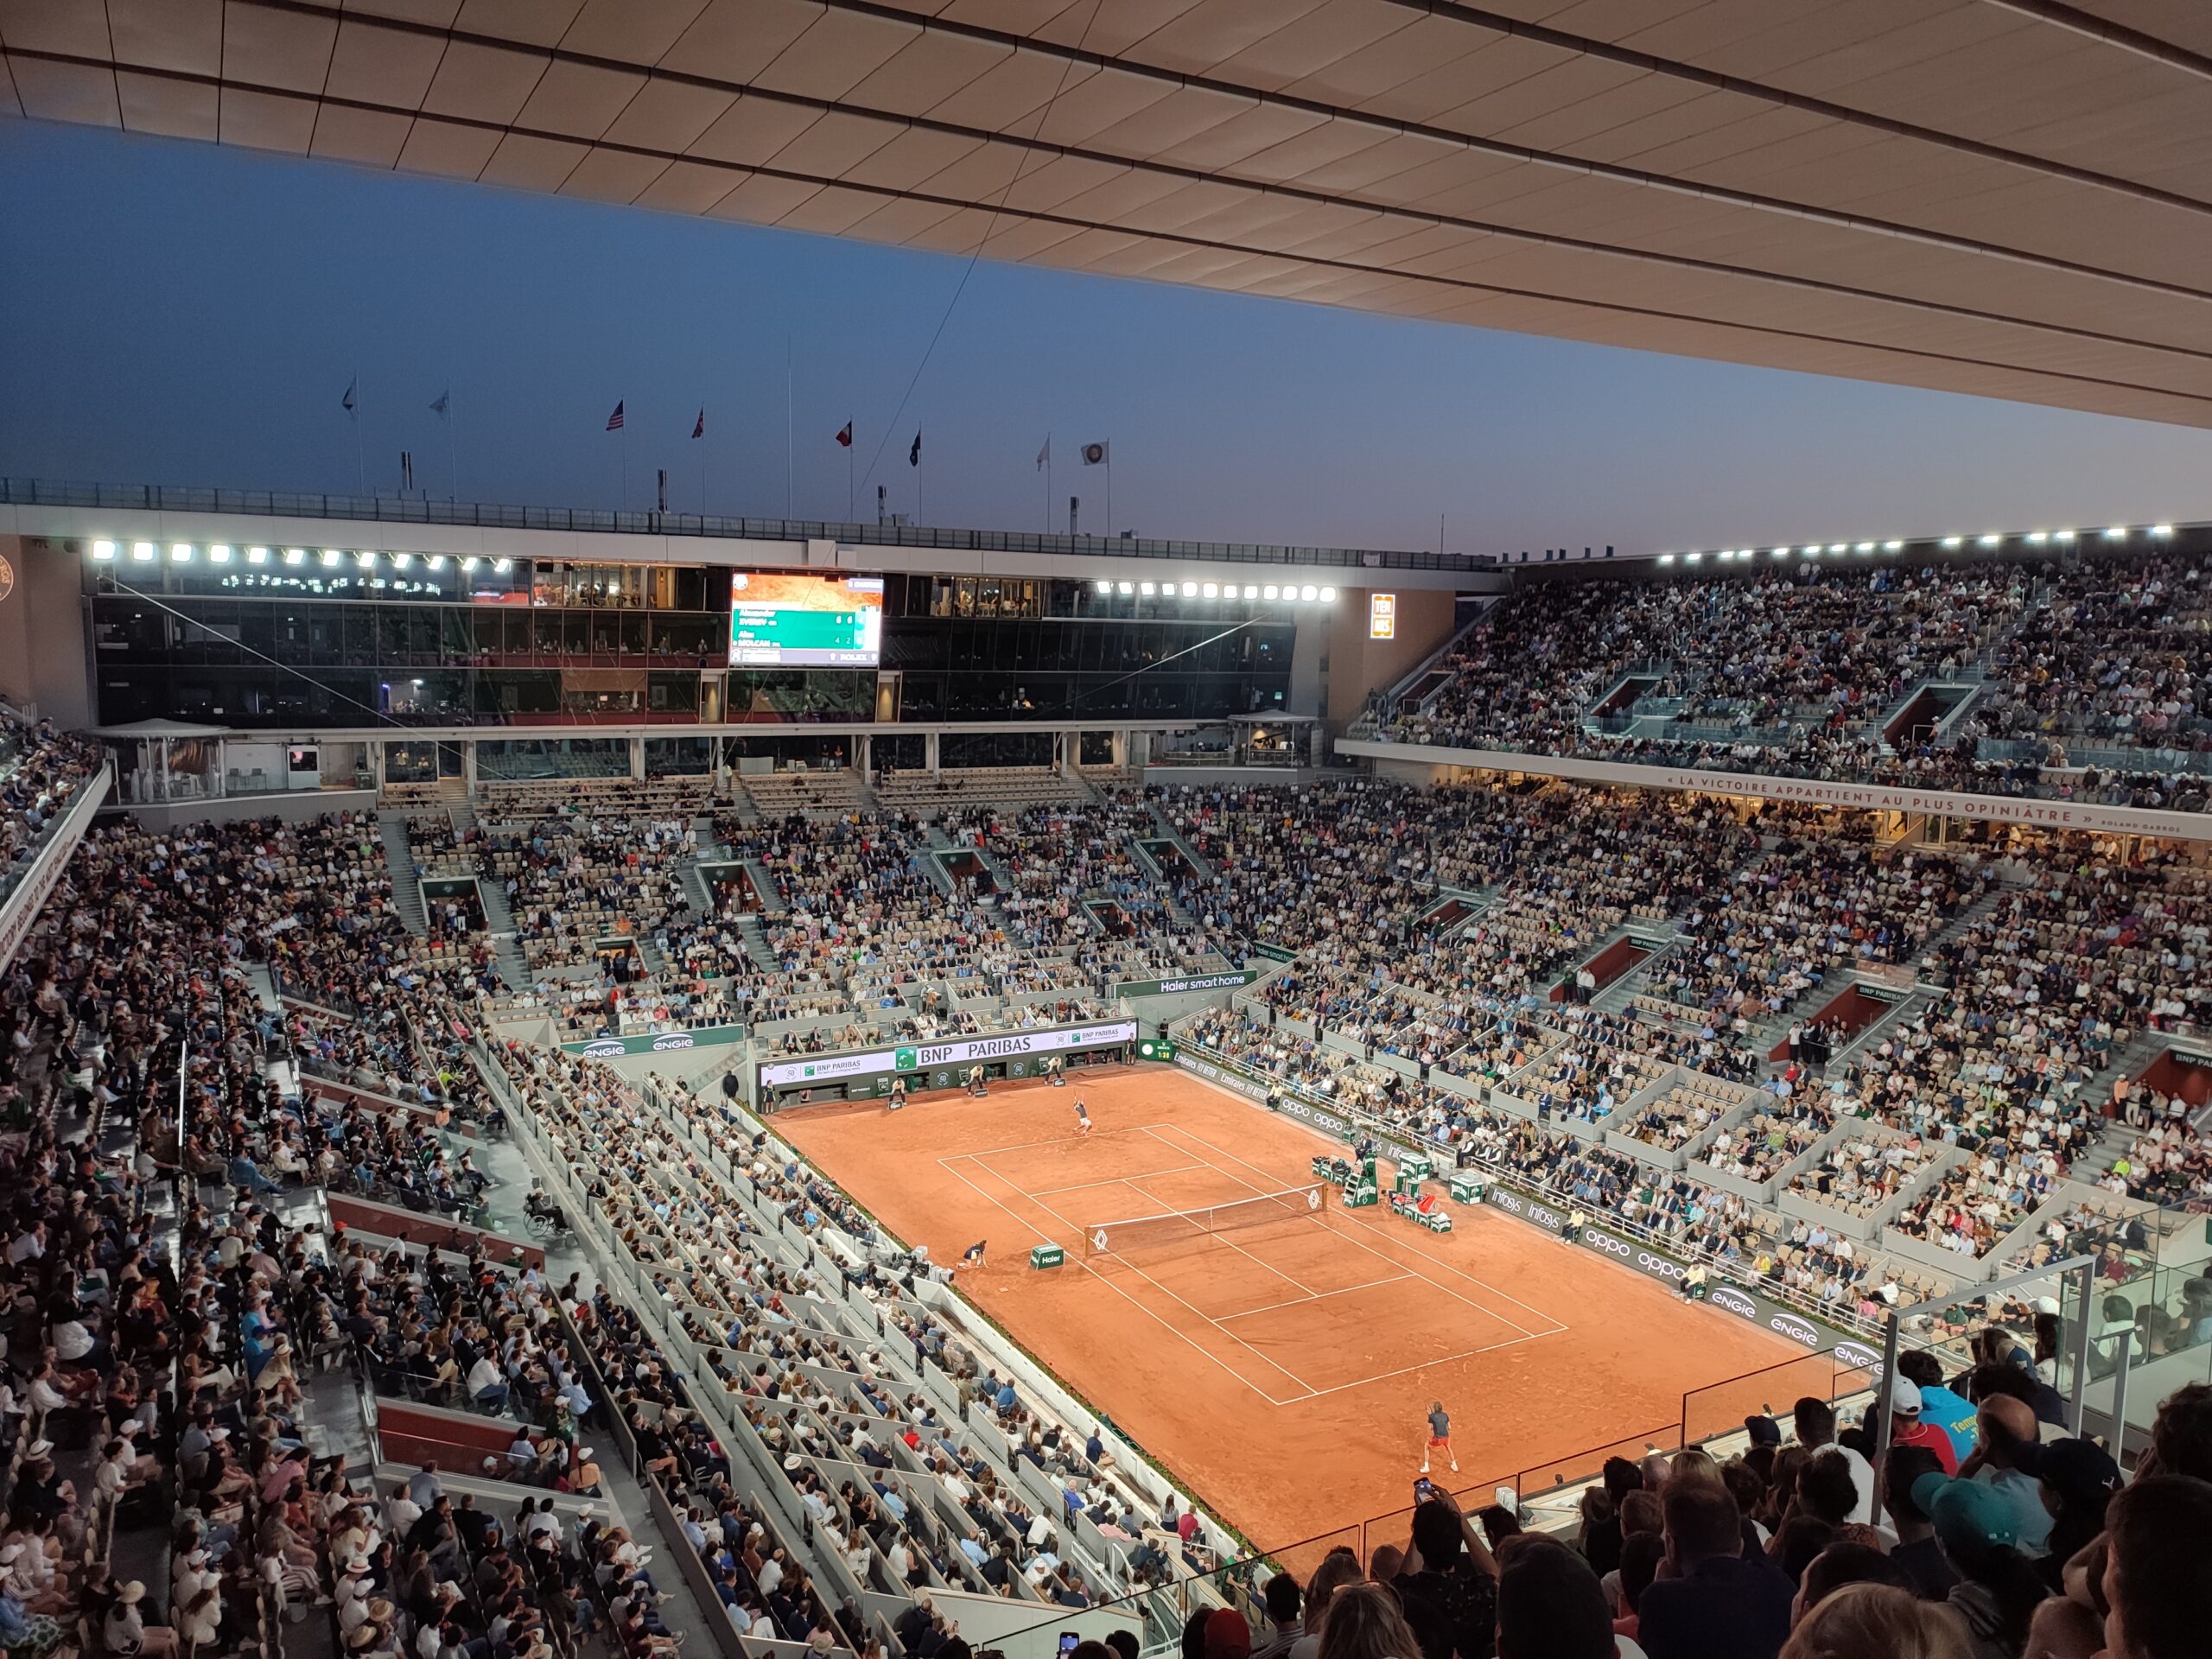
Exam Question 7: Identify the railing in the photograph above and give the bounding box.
[2,474,1490,571]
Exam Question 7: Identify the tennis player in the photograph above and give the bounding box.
[1421,1401,1459,1474]
[1072,1097,1093,1137]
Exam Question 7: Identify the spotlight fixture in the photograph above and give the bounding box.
[1118,582,1133,595]
[169,543,194,563]
[92,540,117,561]
[394,552,412,569]
[1262,585,1279,600]
[493,558,512,572]
[247,546,269,564]
[2025,532,2047,544]
[1685,552,1702,563]
[1299,584,1318,601]
[1180,581,1198,596]
[1139,581,1155,595]
[461,556,480,573]
[2150,524,2174,537]
[209,544,232,563]
[1319,587,1336,602]
[427,555,446,570]
[1978,534,2000,547]
[284,548,306,565]
[1853,543,1873,553]
[1658,555,1676,565]
[321,550,341,567]
[1201,582,1218,598]
[1771,548,1790,558]
[1095,579,1112,593]
[1243,585,1257,599]
[2054,530,2075,543]
[1883,541,1903,551]
[131,542,156,562]
[2102,527,2126,539]
[1941,537,1963,548]
[357,551,377,569]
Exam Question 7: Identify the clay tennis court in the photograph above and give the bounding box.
[778,1065,1807,1553]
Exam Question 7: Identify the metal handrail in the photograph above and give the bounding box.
[1,474,1489,572]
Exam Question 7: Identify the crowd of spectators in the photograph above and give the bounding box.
[0,714,105,899]
[1378,549,2212,813]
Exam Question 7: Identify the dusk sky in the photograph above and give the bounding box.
[5,119,2209,559]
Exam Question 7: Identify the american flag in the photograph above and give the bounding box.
[606,400,625,431]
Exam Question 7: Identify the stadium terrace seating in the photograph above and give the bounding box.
[1381,549,2212,810]
[738,768,865,816]
[875,766,1084,809]
[478,810,692,970]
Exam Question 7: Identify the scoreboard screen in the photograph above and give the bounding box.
[728,573,884,668]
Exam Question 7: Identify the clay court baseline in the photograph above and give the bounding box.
[935,1115,1571,1408]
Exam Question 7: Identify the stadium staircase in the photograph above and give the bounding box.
[1345,597,1500,738]
[448,798,477,837]
[378,813,429,936]
[473,880,531,990]
[1143,804,1215,877]
[723,777,762,825]
[741,857,787,913]
[734,912,781,972]
[2071,1029,2190,1178]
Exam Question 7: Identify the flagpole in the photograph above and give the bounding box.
[447,394,459,503]
[352,369,365,498]
[847,430,855,523]
[621,409,630,512]
[785,336,794,518]
[1106,457,1113,538]
[1045,435,1052,535]
[700,400,708,517]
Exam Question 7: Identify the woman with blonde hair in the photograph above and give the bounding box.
[1314,1583,1422,1659]
[1779,1583,1970,1659]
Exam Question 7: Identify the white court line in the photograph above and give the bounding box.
[1028,1162,1205,1198]
[1146,1122,1570,1341]
[928,1153,1305,1408]
[1215,1273,1417,1320]
[1295,1332,1551,1402]
[941,1122,1172,1161]
[1120,1169,1322,1300]
[1001,1160,1325,1402]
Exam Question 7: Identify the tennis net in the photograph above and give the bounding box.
[1081,1184,1326,1257]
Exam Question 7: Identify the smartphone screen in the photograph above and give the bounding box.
[1058,1636,1081,1656]
[1414,1478,1438,1502]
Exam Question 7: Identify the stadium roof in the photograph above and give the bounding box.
[6,2,2212,428]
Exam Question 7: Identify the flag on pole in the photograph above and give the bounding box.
[429,390,450,416]
[692,408,705,440]
[1036,435,1051,471]
[341,379,357,413]
[909,430,922,467]
[835,422,854,448]
[1081,441,1109,465]
[606,401,626,431]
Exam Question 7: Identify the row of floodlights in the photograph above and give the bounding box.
[1659,524,2175,565]
[1090,577,1337,601]
[92,541,513,574]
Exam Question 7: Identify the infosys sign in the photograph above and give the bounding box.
[760,1021,1137,1090]
[1481,1185,1568,1234]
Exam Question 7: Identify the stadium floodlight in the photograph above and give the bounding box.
[169,543,194,563]
[1684,552,1702,563]
[2150,524,2174,537]
[356,550,378,569]
[2103,526,2126,539]
[1262,584,1279,600]
[394,552,412,569]
[1118,582,1133,595]
[1824,543,1842,553]
[321,550,341,567]
[1978,534,2000,547]
[2054,530,2075,543]
[493,557,513,572]
[1941,537,1962,548]
[1300,584,1318,601]
[1853,542,1873,553]
[1243,584,1257,599]
[1319,587,1336,602]
[246,546,269,564]
[1771,547,1789,558]
[1883,541,1903,551]
[1139,581,1155,595]
[1094,578,1112,593]
[130,542,156,562]
[461,556,480,573]
[284,548,306,565]
[209,544,232,563]
[1716,550,1732,562]
[427,555,446,570]
[1657,554,1675,564]
[1202,582,1219,598]
[2025,532,2047,544]
[92,540,117,561]
[1179,580,1198,596]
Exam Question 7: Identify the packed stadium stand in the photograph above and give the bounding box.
[1,510,2208,1659]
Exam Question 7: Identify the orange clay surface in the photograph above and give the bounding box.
[778,1067,1813,1554]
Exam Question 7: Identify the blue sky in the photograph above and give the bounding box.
[3,119,2209,557]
